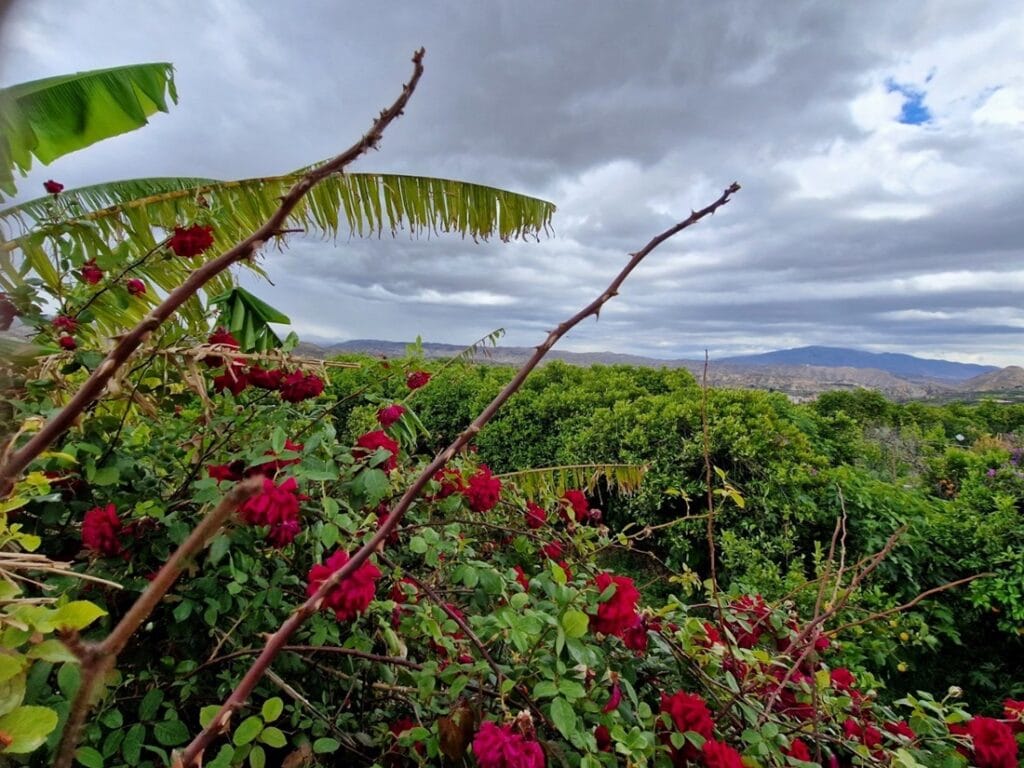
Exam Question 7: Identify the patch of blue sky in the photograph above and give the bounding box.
[885,77,933,125]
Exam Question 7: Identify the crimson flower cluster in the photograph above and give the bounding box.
[354,430,400,473]
[125,278,146,296]
[471,720,545,768]
[80,259,103,285]
[238,476,304,547]
[406,370,431,390]
[377,403,406,427]
[44,179,64,195]
[204,328,324,402]
[81,504,124,557]
[168,224,215,258]
[0,294,16,331]
[464,465,502,512]
[306,550,382,622]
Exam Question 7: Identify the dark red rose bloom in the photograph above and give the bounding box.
[80,259,103,285]
[248,440,303,476]
[202,327,241,367]
[525,501,547,529]
[784,739,811,761]
[595,725,612,752]
[406,370,431,390]
[390,576,419,604]
[967,717,1018,768]
[213,364,249,396]
[884,721,915,741]
[0,294,16,331]
[701,622,723,647]
[1004,700,1024,733]
[602,681,622,713]
[432,468,465,498]
[561,489,589,522]
[238,476,303,547]
[354,430,400,473]
[279,370,325,402]
[377,404,406,428]
[541,541,564,560]
[590,572,641,637]
[168,224,214,257]
[622,616,650,653]
[306,549,382,622]
[830,667,856,693]
[464,465,502,513]
[58,335,77,351]
[726,594,771,648]
[208,462,245,482]
[389,716,426,757]
[843,719,882,754]
[52,315,77,333]
[125,278,146,296]
[44,179,64,195]
[702,740,744,768]
[660,691,714,762]
[472,720,545,768]
[514,565,530,591]
[247,365,284,390]
[82,504,123,557]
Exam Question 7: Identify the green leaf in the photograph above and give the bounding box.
[153,719,189,746]
[549,697,577,740]
[249,744,266,768]
[233,715,263,746]
[359,468,391,507]
[259,727,286,748]
[75,745,104,768]
[313,737,340,754]
[0,655,24,682]
[138,688,163,721]
[260,697,283,724]
[558,679,586,701]
[57,664,80,701]
[532,680,559,699]
[0,705,58,753]
[199,705,223,729]
[561,610,589,639]
[99,708,123,729]
[208,534,230,565]
[0,672,25,717]
[91,466,120,486]
[409,536,428,554]
[51,601,107,631]
[121,724,144,764]
[27,639,77,663]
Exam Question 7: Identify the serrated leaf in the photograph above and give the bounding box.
[75,745,104,768]
[51,601,107,631]
[0,655,24,682]
[259,726,286,748]
[249,744,266,768]
[313,737,340,754]
[200,705,222,729]
[561,609,589,639]
[27,639,76,663]
[138,688,163,721]
[122,724,145,763]
[549,697,577,740]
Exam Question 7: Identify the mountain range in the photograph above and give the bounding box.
[298,340,1024,402]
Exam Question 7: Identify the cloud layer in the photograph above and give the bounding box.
[3,1,1022,364]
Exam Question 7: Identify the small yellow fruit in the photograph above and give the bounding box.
[899,632,910,642]
[897,662,908,672]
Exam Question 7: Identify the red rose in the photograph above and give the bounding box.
[0,294,16,331]
[168,224,214,257]
[406,370,431,390]
[660,691,713,762]
[247,365,283,390]
[208,462,244,482]
[472,720,545,768]
[202,328,241,367]
[125,278,146,296]
[377,404,406,428]
[784,739,811,761]
[514,565,530,591]
[238,476,303,547]
[968,717,1018,768]
[843,719,882,754]
[830,667,856,693]
[44,179,64,195]
[354,430,400,473]
[58,335,77,351]
[561,489,589,522]
[279,370,324,402]
[464,465,502,513]
[525,502,547,529]
[248,440,303,476]
[80,259,103,285]
[602,681,622,713]
[432,468,465,499]
[884,721,915,740]
[52,315,77,334]
[621,616,650,653]
[702,740,744,768]
[82,504,123,557]
[213,364,249,396]
[541,541,564,560]
[306,550,382,622]
[590,572,641,637]
[595,725,612,752]
[700,622,723,647]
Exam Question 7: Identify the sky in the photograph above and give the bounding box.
[2,1,1023,365]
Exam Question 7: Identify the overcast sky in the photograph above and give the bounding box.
[3,2,1023,364]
